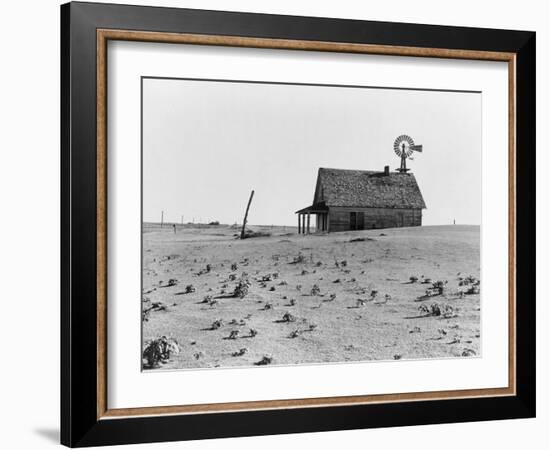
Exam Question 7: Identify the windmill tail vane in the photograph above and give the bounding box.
[393,134,423,173]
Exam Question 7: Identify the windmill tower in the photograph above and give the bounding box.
[393,134,423,173]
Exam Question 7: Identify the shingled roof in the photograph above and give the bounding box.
[312,168,426,209]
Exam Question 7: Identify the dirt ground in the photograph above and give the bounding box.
[142,224,480,370]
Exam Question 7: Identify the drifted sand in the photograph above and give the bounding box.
[142,224,480,370]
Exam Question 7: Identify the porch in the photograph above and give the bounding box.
[295,202,329,234]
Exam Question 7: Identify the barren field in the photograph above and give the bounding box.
[142,224,480,370]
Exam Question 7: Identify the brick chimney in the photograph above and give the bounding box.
[384,165,390,176]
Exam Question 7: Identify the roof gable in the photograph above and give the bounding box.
[315,168,426,209]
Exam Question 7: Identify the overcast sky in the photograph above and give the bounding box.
[142,78,481,226]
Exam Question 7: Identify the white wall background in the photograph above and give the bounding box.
[0,1,545,449]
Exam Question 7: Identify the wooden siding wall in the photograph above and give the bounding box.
[328,207,422,232]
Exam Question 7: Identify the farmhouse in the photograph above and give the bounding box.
[295,166,426,233]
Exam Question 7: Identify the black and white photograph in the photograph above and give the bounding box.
[141,77,482,370]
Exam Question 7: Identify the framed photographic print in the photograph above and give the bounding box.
[60,1,536,447]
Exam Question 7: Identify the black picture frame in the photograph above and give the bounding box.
[61,1,535,447]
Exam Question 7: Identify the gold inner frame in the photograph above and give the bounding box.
[96,29,517,420]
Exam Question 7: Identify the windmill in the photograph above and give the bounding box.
[393,134,423,173]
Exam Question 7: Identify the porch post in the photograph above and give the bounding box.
[307,213,311,234]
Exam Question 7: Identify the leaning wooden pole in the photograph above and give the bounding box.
[240,190,255,239]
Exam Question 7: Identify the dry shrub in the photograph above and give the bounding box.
[465,285,480,295]
[290,253,305,264]
[241,229,271,239]
[255,355,273,366]
[142,301,167,322]
[282,312,297,323]
[227,330,239,340]
[185,284,195,294]
[232,348,247,357]
[418,303,457,318]
[233,278,251,298]
[248,328,258,338]
[142,336,180,369]
[209,319,223,330]
[289,330,301,339]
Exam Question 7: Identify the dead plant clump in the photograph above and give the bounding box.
[289,253,305,264]
[241,229,272,239]
[232,348,248,357]
[418,303,457,318]
[423,280,448,297]
[209,319,224,330]
[233,278,251,298]
[458,275,480,286]
[229,318,246,326]
[282,312,297,323]
[142,336,180,369]
[310,284,321,296]
[248,328,258,338]
[465,284,480,295]
[289,330,301,339]
[142,301,167,322]
[226,330,240,340]
[255,355,273,366]
[185,284,196,294]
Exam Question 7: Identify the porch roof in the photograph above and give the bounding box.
[295,202,329,214]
